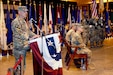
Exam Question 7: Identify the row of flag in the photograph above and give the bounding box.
[0,1,16,50]
[28,1,81,34]
[0,0,110,50]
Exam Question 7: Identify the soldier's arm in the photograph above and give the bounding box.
[28,30,39,39]
[65,30,71,42]
[28,30,36,38]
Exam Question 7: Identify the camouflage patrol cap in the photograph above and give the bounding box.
[71,23,76,27]
[18,6,28,12]
[71,23,81,27]
[75,23,84,29]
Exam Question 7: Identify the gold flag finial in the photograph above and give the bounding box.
[7,0,10,11]
[33,1,36,6]
[19,1,21,6]
[7,0,9,4]
[26,0,28,4]
[106,0,109,11]
[13,1,15,5]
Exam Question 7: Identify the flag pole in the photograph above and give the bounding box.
[13,1,15,7]
[99,0,104,17]
[38,2,44,75]
[19,0,21,6]
[106,0,109,11]
[1,0,7,50]
[12,1,16,19]
[44,2,48,35]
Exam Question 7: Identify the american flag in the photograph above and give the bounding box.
[91,0,98,18]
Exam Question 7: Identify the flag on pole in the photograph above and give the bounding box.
[6,1,13,45]
[83,7,87,17]
[51,4,55,33]
[56,4,61,24]
[26,0,29,10]
[99,0,104,14]
[105,0,110,35]
[72,5,76,23]
[77,8,82,23]
[44,3,48,35]
[12,1,16,19]
[29,3,33,20]
[77,9,80,23]
[56,4,61,33]
[67,5,71,28]
[0,1,7,50]
[61,4,66,37]
[28,2,35,33]
[105,9,110,34]
[91,0,98,18]
[30,33,62,75]
[33,1,37,34]
[38,3,43,30]
[33,1,37,21]
[49,4,53,33]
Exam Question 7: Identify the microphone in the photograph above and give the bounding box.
[29,18,37,24]
[29,18,38,28]
[29,18,45,36]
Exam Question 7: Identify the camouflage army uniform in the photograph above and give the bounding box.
[66,29,75,43]
[89,25,96,48]
[11,16,36,68]
[71,32,92,64]
[97,17,105,46]
[95,25,101,47]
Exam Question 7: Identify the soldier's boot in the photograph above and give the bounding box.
[90,42,95,48]
[95,42,99,47]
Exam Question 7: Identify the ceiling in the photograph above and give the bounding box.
[61,0,113,5]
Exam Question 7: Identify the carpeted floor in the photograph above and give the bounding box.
[0,37,113,75]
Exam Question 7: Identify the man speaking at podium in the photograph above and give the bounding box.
[11,6,39,70]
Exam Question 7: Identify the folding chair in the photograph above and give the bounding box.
[62,38,88,70]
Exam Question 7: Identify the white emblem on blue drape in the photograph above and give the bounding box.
[46,37,61,61]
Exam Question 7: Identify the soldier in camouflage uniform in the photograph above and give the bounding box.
[66,23,77,43]
[81,16,90,46]
[11,6,39,69]
[95,25,101,47]
[88,18,97,48]
[97,17,105,47]
[71,24,93,69]
[65,23,76,62]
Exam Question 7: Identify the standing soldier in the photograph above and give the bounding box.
[11,6,39,71]
[89,17,99,48]
[98,16,105,46]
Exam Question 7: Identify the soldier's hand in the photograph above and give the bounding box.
[79,44,86,48]
[29,35,40,40]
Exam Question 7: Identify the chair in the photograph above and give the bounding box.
[62,38,88,70]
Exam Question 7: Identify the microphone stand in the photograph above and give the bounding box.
[33,22,44,75]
